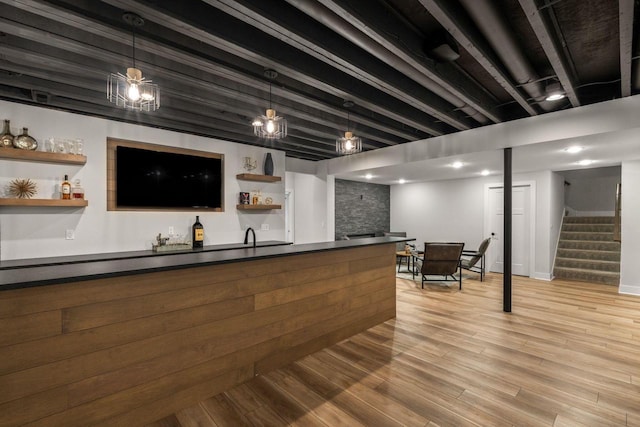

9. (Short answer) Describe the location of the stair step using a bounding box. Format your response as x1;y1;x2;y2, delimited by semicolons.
556;248;620;262
562;224;614;233
553;267;620;285
563;216;614;224
557;240;621;251
560;232;614;241
555;257;620;272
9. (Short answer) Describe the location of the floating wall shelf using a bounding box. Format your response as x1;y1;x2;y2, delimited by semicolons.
0;149;87;165
236;204;281;210
0;198;89;207
236;173;281;183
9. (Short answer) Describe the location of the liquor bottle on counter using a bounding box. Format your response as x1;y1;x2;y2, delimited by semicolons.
61;174;71;200
192;215;204;249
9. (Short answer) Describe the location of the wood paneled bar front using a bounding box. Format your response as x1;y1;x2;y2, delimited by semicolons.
0;237;406;426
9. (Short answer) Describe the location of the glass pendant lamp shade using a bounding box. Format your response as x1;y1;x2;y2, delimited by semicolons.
336;131;362;155
107;12;160;112
336;103;362;155
252;107;287;139
252;69;287;139
107;67;160;111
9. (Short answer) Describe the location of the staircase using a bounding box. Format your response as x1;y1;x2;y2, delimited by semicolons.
554;216;620;285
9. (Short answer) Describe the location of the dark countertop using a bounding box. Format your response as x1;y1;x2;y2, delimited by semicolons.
0;237;414;291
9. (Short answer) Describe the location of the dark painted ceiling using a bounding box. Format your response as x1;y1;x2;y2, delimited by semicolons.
0;0;635;161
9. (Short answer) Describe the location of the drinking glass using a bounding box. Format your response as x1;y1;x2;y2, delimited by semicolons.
74;139;84;155
65;139;76;154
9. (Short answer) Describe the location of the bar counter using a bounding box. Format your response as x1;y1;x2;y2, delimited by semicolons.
0;237;407;426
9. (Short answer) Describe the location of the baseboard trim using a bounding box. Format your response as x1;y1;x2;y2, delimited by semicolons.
533;272;552;281
619;284;640;296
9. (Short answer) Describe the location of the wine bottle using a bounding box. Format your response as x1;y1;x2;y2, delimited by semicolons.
61;174;71;200
192;215;204;248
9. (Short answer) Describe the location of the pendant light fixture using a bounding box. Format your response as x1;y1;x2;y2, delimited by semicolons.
107;12;160;112
252;69;287;139
336;101;362;155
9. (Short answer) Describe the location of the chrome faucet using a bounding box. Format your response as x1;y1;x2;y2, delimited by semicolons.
243;227;256;249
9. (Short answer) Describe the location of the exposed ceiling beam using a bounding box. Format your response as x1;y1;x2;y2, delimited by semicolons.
3;0;427;143
100;0;449;137
417;0;538;116
202;0;475;131
619;0;635;97
518;0;580;107
291;0;503;125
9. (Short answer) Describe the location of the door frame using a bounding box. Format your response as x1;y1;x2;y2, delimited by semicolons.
285;190;294;243
483;181;536;278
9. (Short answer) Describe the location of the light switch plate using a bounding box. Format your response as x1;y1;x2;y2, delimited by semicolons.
261;223;269;231
65;229;75;240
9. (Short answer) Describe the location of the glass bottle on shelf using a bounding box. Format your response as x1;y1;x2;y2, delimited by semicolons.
0;119;14;148
192;215;204;249
13;127;38;150
72;179;85;200
61;174;71;200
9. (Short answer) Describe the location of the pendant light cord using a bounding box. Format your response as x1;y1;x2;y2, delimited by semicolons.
132;28;136;69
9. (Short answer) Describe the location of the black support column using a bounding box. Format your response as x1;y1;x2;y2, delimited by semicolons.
503;148;512;312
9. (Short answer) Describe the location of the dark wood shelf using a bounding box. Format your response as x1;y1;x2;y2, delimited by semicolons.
236;204;281;210
0;198;88;207
0;149;87;165
236;173;281;182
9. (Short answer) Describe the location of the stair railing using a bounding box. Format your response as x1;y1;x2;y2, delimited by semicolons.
614;183;621;242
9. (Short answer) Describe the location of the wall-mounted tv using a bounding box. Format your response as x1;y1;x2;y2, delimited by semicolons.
107;139;224;211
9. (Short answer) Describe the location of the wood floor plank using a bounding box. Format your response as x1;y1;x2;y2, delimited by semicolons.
150;273;640;427
175;404;216;427
199;395;251;427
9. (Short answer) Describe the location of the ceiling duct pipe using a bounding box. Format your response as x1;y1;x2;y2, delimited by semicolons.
458;0;553;111
285;0;490;124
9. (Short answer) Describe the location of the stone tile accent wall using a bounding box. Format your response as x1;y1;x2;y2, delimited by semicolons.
335;179;390;240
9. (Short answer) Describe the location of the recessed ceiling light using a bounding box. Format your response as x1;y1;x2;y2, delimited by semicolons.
480;170;490;176
564;146;583;154
398;179;406;184
365;173;372;179
576;159;594;166
451;161;464;169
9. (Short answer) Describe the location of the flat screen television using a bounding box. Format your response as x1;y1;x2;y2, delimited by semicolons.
107;139;224;211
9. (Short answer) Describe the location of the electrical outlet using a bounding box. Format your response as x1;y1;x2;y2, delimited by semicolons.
261;223;269;231
168;226;174;236
65;229;75;240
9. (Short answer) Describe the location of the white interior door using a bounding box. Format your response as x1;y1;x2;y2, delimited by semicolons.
487;185;531;276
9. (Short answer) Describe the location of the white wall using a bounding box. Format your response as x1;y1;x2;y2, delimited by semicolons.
0;101;286;260
390;170;557;279
285;171;329;244
620;160;640;295
561;166;620;215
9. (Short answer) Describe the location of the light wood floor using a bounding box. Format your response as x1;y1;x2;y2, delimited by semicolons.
148;273;640;426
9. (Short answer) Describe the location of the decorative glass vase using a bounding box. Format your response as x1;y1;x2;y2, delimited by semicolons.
0;119;14;148
264;153;274;176
13;127;38;150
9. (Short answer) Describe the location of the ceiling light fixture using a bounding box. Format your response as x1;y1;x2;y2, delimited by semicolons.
398;179;406;184
252;69;287;139
451;161;464;169
107;12;159;112
545;82;565;101
336;101;362;155
564;146;583;154
365;173;373;180
481;170;490;176
576;159;594;166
